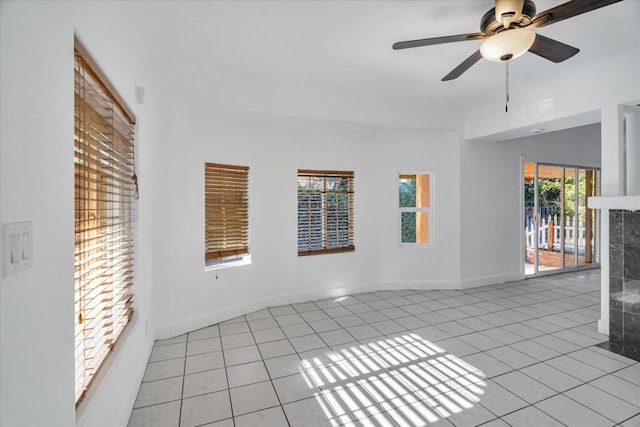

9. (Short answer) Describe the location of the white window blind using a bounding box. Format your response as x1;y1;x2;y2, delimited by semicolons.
205;163;250;265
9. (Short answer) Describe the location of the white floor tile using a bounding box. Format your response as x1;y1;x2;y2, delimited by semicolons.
133;377;183;408
230;380;280;416
476;380;528;417
258;339;297;359
346;325;385;340
248;317;279;331
543;355;606;382
486;346;537;370
320;329;356;346
535;394;612;427
265;354;304;379
253;327;287;344
148;342;186;362
565;383;640;423
200;419;234;427
282;322;316;338
290;334;327;352
521;363;582;392
180;390;232;427
481;327;523;345
220;333;254;350
227;360;270;388
622;413;640;427
143;358;184;382
434;337;479;358
188;326;220;341
127;401;180;427
219;321;250;336
273;372;321;404
459;353;509;379
309;319;342;333
154;334;187;346
591;374;640;407
283;396;340;427
223;344;262;366
187;337;222;355
568;348;633;373
183;368;228;398
613;363;640;384
508;340;561;362
185;351;224;375
502;405;564;427
234;406;289;427
435;321;474;337
458;332;501;352
492;371;555;404
301;310;331;322
275;313;305;326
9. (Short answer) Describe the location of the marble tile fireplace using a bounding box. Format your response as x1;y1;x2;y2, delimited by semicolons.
605;209;640;361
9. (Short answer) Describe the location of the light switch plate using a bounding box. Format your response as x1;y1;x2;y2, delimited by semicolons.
3;221;33;278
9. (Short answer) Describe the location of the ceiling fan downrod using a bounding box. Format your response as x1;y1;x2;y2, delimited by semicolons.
505;61;510;113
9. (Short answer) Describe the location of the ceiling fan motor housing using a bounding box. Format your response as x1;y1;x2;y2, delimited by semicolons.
481;0;537;34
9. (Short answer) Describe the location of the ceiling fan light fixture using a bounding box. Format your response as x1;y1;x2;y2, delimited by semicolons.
480;28;536;62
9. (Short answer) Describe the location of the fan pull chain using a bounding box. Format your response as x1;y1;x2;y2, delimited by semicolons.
505;61;510;113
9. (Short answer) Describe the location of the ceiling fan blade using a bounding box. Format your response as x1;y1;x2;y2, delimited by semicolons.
393;33;485;50
532;0;623;28
442;50;483;81
528;34;579;63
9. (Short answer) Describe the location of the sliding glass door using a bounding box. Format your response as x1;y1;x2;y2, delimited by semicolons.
524;162;599;276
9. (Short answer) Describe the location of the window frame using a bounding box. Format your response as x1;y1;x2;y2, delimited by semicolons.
398;171;434;247
74;38;137;406
204;162;251;271
297;169;355;256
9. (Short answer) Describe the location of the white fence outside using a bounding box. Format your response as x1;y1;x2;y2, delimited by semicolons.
525;214;586;252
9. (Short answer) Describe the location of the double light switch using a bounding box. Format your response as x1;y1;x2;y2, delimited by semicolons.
3;221;33;278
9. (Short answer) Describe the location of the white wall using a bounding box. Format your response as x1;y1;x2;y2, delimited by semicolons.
377;131;462;289
460;124;601;284
155;105;384;337
0;2;162;426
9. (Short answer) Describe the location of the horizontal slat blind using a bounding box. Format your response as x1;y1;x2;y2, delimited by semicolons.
297;170;354;256
205;163;250;264
75;42;136;405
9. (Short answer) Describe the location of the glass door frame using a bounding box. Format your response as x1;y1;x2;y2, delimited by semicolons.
523;160;601;277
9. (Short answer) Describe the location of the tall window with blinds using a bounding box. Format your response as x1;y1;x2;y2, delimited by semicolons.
297;170;355;256
204;163;250;267
74;41;136;405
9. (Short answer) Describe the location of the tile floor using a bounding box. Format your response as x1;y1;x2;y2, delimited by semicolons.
128;270;640;427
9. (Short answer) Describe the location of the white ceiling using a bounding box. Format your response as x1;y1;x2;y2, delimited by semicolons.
135;0;640;130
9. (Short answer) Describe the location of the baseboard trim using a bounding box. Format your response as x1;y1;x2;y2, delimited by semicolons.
598;317;609;336
379;279;461;291
460;272;523;289
155;283;379;339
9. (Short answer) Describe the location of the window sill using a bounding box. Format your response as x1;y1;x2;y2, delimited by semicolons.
400;243;435;248
298;246;355;257
205;255;251;271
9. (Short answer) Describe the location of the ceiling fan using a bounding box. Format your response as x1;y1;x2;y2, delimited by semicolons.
393;0;623;81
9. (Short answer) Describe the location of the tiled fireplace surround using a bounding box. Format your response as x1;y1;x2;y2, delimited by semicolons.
608;210;640;360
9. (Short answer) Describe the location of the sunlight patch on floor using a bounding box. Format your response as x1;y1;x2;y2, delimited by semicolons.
299;333;486;426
